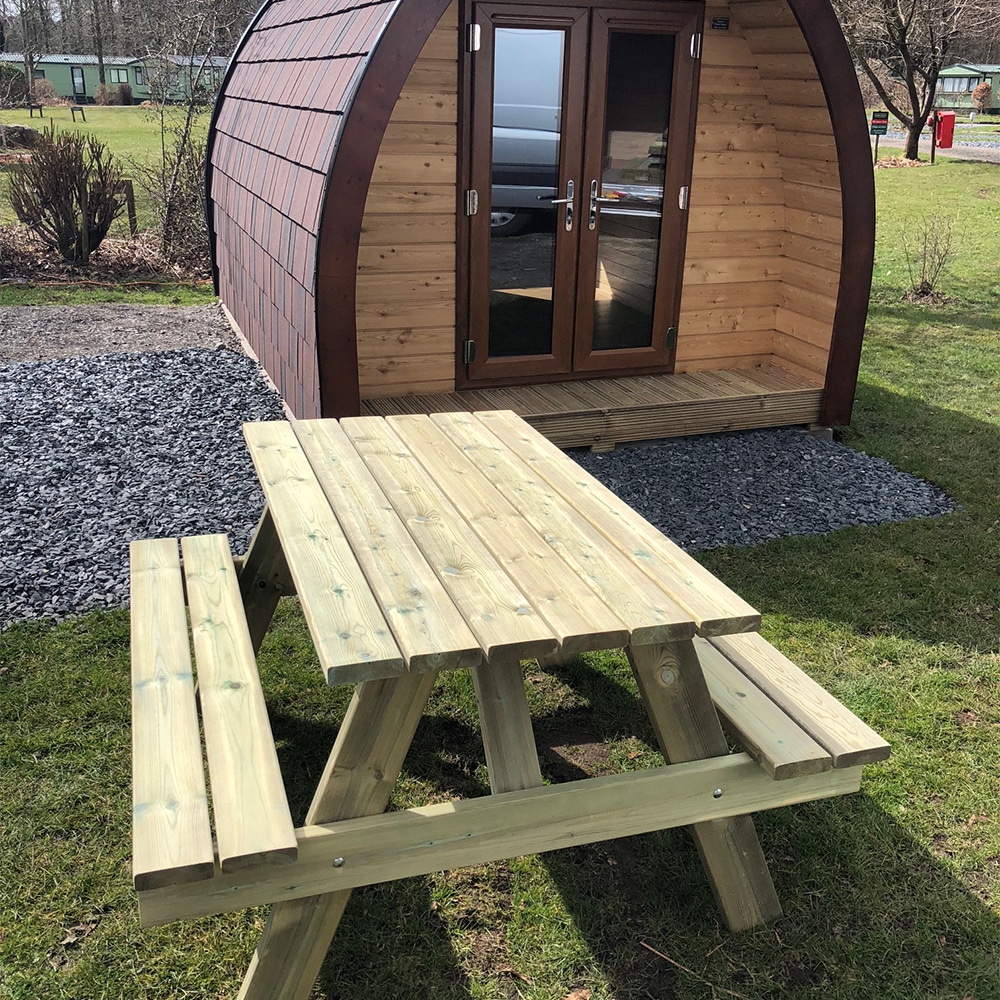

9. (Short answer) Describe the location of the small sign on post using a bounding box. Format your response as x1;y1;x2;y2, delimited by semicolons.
870;110;889;162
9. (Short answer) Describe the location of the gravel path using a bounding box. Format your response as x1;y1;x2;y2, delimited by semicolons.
0;304;958;630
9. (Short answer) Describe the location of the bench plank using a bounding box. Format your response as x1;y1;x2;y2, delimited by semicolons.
130;538;215;891
389;414;633;654
181;534;298;873
244;421;404;683
695;637;832;779
475;410;761;636
292;419;482;673
427;411;697;645
709;633;891;768
339;416;558;661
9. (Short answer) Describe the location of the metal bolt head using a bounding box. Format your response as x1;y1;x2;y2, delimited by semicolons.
712;788;723;799
659;666;677;686
332;857;345;867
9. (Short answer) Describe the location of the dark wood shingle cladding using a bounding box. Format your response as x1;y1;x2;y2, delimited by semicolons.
208;0;396;416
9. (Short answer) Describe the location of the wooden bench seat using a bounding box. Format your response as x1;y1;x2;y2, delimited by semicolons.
697;633;890;781
130;535;297;893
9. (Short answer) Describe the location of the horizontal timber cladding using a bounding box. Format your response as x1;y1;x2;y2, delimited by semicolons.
355;1;458;400
678;2;785;374
208;0;401;418
730;0;844;384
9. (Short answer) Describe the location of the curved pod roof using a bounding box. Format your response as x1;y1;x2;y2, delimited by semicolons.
209;0;873;425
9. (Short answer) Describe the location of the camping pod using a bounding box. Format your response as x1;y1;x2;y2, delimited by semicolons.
207;0;874;448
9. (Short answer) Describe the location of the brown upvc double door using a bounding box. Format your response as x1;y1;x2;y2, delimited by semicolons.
462;0;703;386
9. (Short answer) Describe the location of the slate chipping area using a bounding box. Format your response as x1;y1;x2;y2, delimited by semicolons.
0;348;286;628
0;347;958;629
572;429;958;552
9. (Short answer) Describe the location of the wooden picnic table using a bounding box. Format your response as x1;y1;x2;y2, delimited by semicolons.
130;410;888;1000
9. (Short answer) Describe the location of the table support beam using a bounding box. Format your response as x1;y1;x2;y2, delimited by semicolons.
628;640;782;931
237;506;294;654
237;671;437;1000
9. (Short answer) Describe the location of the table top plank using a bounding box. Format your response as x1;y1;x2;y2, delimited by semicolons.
130;538;215;891
244;421;404;683
387;414;631;654
293;419;482;673
339;416;558;661
181;533;298;873
475;410;761;636
426;411;697;644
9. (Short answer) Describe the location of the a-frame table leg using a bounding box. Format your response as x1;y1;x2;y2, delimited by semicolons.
237;505;293;655
628;640;782;931
237;670;438;1000
472;650;544;793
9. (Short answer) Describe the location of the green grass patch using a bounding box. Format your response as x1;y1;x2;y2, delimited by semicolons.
2;156;1000;998
0;105;209;230
0;281;215;306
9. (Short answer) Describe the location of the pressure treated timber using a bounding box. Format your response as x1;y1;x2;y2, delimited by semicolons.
138;753;863;926
709;633;892;768
130;538;215;892
361;364;823;449
695;637;831;779
413;411;697;645
180;534;298;874
338;416;558;662
243;422;406;683
471;409;761;637
289;419;483;674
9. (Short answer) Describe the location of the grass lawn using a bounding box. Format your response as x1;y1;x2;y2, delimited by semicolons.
0;104;210;234
1;165;999;998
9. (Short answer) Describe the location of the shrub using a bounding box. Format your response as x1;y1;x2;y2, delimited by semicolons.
29;79;60;105
901;215;954;300
9;132;124;263
0;64;28;106
94;83;112;105
971;82;992;114
118;82;133;105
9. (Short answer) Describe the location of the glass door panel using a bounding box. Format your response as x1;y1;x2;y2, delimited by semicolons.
488;27;563;358
591;31;673;352
466;4;588;383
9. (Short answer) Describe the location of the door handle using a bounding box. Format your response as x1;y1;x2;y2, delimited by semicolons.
540;180;574;230
589;180;598;229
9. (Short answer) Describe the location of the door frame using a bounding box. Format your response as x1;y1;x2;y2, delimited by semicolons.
456;0;705;391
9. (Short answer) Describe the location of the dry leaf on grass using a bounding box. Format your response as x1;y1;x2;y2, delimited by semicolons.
560;989;591;1000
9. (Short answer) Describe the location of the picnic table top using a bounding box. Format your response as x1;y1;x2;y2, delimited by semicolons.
243;410;761;685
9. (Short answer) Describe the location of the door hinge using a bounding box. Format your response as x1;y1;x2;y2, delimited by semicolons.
464;189;479;216
678;185;690;211
690;32;702;59
466;23;481;51
666;327;678;350
463;339;477;364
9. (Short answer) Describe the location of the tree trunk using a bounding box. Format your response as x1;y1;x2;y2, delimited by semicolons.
905;123;922;160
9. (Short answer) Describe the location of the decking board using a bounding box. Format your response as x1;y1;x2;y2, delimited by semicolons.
361;365;823;448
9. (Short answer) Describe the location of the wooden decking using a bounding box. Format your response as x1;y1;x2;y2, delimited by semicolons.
361;364;824;450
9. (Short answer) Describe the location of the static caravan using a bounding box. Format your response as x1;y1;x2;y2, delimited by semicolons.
0;53;134;102
207;0;875;448
936;63;1000;114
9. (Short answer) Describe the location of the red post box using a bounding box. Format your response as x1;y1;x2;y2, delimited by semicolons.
935;110;955;149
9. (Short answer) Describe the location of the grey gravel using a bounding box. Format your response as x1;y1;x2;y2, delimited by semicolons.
0;336;959;630
0;348;285;628
572;429;958;552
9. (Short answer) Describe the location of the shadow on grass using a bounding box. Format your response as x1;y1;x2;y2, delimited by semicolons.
261;648;999;1000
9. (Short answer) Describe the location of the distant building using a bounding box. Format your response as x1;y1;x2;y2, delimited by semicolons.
936;64;1000;113
0;53;134;102
0;52;226;103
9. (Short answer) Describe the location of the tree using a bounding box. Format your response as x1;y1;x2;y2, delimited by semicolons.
831;0;999;159
971;81;992;113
